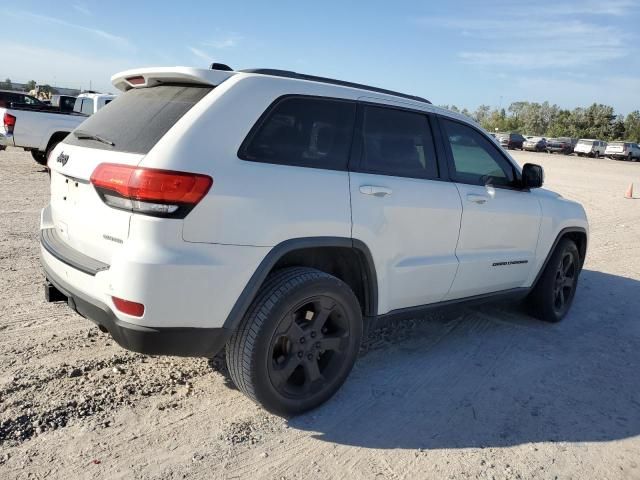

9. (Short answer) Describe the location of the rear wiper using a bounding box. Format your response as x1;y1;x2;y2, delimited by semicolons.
73;130;115;147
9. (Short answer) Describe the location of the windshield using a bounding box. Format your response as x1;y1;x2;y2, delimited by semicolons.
64;85;213;154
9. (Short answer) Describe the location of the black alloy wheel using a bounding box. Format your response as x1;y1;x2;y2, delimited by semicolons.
267;296;351;399
226;267;362;415
527;238;581;323
552;251;577;317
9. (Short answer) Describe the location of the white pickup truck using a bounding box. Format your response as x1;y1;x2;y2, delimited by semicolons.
0;93;115;164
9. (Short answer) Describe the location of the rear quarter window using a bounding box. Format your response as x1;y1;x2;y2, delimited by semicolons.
240;96;356;171
65;85;212;154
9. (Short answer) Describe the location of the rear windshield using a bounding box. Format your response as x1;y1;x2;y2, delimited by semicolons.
578;140;594;145
608;142;627;147
65;84;212;154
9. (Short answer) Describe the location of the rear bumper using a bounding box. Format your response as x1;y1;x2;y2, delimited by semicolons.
40;203;270;330
606;153;629;159
42;259;230;357
0;133;7;149
547;146;570;153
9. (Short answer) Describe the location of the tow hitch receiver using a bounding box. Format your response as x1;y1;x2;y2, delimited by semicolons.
44;280;67;303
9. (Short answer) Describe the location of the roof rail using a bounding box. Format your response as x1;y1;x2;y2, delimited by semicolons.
240;68;431;105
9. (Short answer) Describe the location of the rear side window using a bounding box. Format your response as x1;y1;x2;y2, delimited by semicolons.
240;96;356;170
80;98;93;115
357;105;437;179
65;85;212;154
441;118;516;187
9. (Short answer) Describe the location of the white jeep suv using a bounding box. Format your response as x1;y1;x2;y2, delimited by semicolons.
40;65;588;414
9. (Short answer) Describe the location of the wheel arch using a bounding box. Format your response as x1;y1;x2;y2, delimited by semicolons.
533;227;587;287
223;237;378;331
45;131;71;155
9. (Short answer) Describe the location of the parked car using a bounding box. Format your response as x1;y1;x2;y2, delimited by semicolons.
51;95;78;113
73;93;116;116
574;139;607;158
0;90;45;108
41;65;588;415
605;141;640;161
496;132;526;150
546;137;576;154
0;92;115;164
523;137;547;152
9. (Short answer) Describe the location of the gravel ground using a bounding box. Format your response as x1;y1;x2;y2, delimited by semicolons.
0;147;639;479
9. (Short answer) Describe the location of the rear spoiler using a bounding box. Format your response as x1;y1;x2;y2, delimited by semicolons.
111;67;237;92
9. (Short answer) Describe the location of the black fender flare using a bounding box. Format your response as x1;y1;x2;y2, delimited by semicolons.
222;237;378;330
532;226;587;287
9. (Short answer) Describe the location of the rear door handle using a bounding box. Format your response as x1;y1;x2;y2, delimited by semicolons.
360;185;392;197
466;194;489;204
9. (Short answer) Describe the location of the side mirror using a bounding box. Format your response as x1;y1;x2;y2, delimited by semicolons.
522;163;544;189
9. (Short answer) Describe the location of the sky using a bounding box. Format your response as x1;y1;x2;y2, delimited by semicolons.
1;0;639;114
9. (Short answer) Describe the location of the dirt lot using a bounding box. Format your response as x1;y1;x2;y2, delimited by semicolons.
0;147;639;479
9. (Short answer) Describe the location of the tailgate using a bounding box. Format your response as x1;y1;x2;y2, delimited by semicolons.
46;83;214;265
48;143;143;264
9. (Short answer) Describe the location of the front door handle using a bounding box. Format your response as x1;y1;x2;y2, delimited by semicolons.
466;193;489;204
360;185;392;197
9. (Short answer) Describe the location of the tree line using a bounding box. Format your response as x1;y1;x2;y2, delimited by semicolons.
439;102;640;143
0;78;59;95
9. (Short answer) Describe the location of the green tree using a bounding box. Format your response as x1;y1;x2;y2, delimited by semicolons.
611;116;626;140
25;80;37;91
624;111;640;143
0;78;12;90
38;84;59;95
547;109;573;138
473;105;491;125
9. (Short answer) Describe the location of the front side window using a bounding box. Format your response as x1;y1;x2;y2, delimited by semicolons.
441;118;516;187
358;105;437;179
241;97;356;170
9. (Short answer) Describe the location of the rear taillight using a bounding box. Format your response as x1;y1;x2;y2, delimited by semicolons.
112;296;145;317
90;163;213;218
3;112;16;134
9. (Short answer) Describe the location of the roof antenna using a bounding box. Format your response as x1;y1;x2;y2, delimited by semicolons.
210;63;233;71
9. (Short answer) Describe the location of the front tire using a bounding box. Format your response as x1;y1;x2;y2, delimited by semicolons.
226;267;363;415
527;239;580;323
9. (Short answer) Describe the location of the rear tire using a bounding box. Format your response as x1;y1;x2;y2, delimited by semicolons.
527;238;580;323
226;267;363;415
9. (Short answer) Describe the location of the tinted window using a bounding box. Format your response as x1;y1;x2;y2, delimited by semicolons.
441;118;515;187
65;85;212;154
80;98;93;115
358;105;437;179
242;97;356;170
60;97;76;111
0;92;41;106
